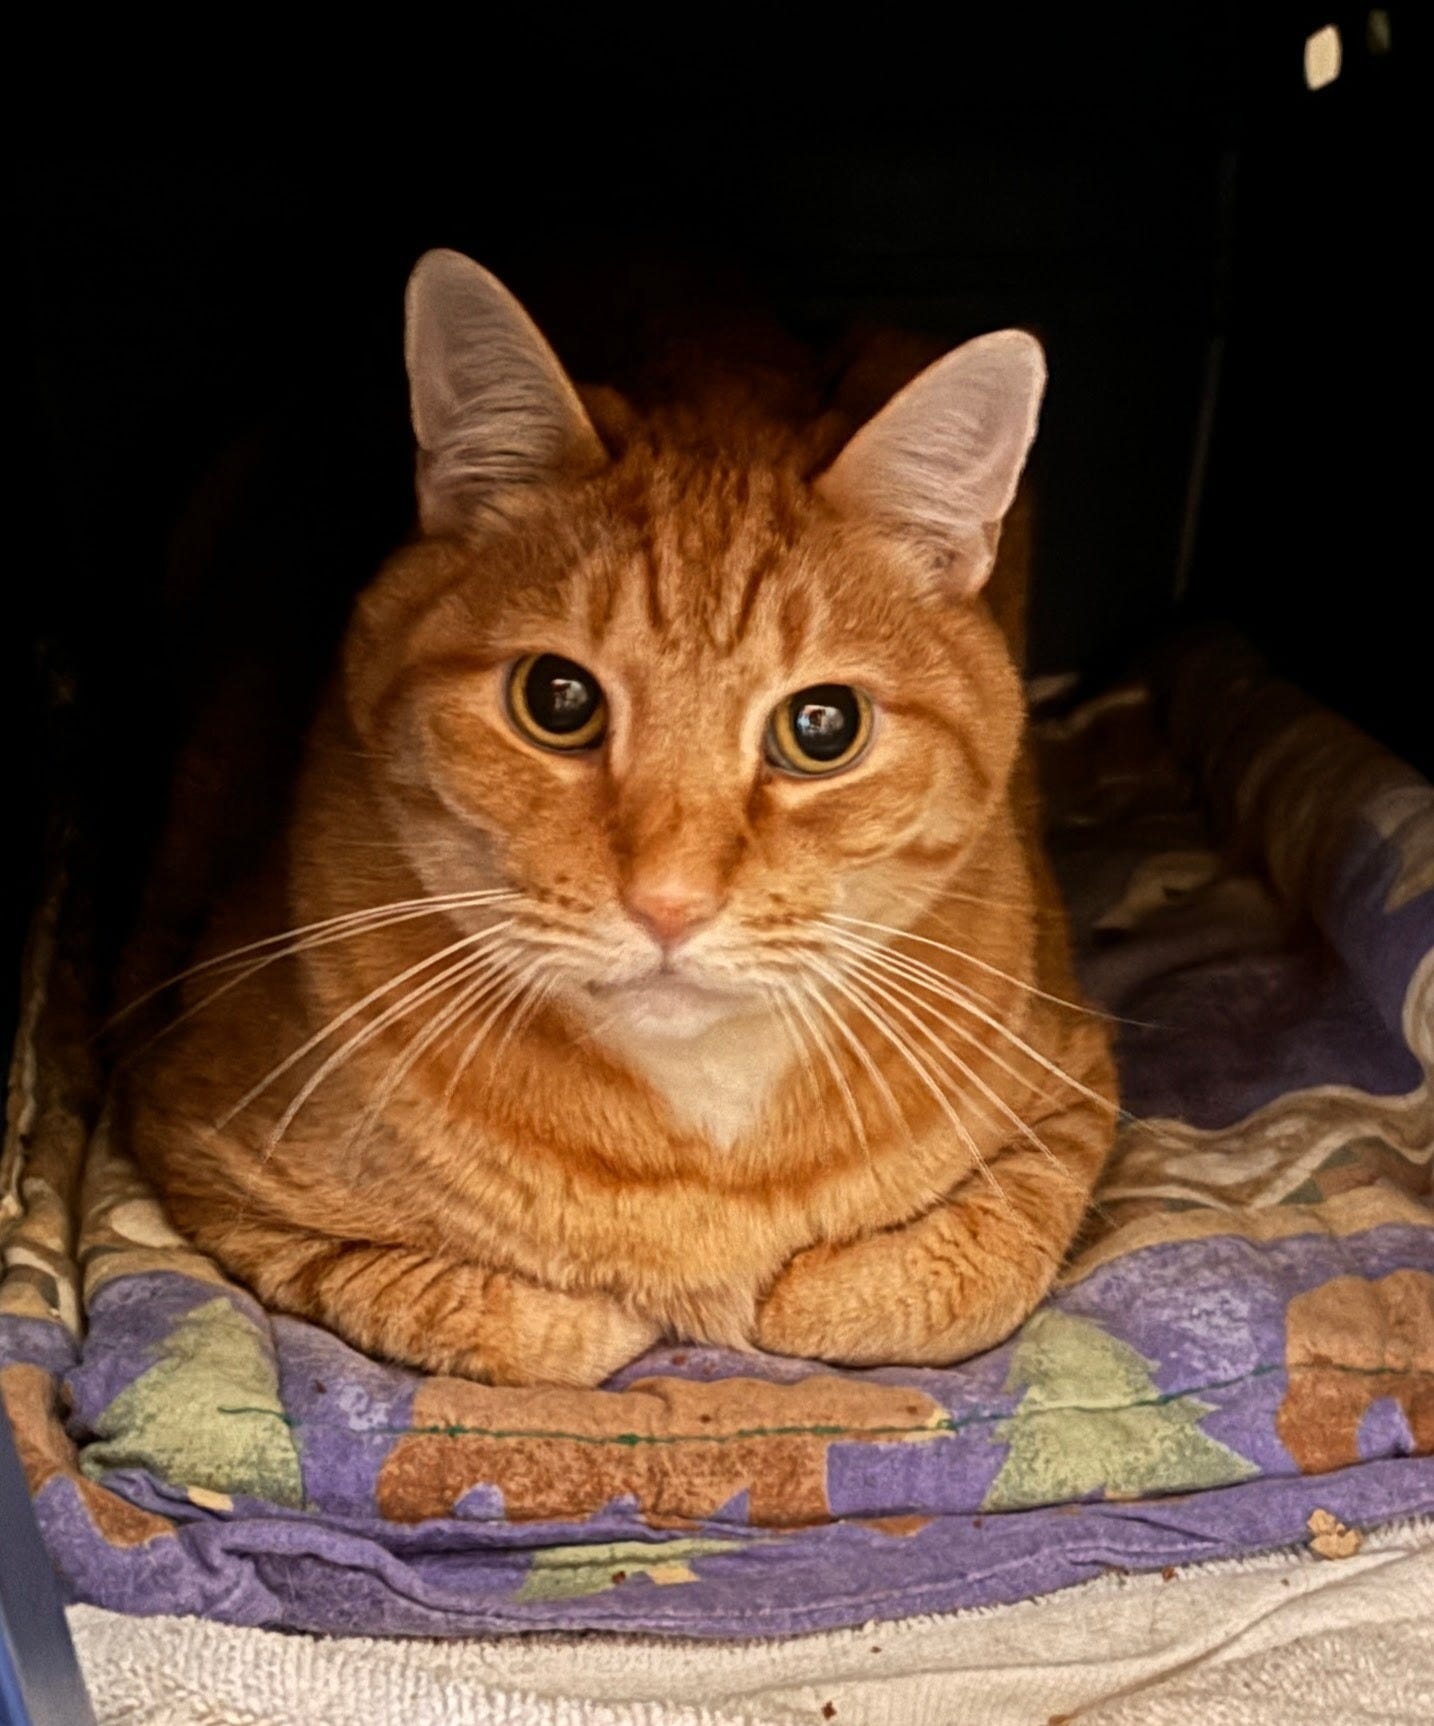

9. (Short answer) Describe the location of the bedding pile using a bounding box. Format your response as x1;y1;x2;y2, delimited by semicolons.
63;1521;1434;1725
2;634;1431;1637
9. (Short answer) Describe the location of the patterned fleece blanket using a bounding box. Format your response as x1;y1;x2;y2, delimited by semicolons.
2;634;1431;1638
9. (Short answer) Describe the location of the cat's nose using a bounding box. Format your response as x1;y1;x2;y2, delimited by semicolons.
623;875;721;950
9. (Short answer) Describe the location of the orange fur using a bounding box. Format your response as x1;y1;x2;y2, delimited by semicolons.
122;255;1116;1387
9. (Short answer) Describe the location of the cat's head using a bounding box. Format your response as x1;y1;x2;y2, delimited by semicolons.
342;250;1043;1046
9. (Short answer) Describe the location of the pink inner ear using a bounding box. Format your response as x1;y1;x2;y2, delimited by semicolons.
405;250;608;535
815;330;1046;595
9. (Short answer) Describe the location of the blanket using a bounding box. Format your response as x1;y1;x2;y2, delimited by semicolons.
64;1519;1434;1725
3;632;1431;1637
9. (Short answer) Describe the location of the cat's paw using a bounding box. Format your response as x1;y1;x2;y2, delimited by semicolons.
754;1241;891;1364
666;1283;760;1353
481;1283;660;1388
755;1226;1030;1367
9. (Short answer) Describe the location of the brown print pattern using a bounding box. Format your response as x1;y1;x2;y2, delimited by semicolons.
376;1373;951;1527
1;1363;174;1548
1276;1270;1434;1474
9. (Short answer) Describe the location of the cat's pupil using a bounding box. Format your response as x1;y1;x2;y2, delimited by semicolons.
528;655;599;733
790;686;859;760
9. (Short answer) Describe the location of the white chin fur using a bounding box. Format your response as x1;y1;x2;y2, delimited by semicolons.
588;984;794;1148
599;976;742;1040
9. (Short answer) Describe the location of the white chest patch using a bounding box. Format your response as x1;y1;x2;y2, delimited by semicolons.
601;1009;796;1149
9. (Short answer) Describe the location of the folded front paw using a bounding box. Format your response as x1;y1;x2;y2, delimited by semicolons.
756;1226;1036;1368
482;1284;659;1388
755;1241;895;1364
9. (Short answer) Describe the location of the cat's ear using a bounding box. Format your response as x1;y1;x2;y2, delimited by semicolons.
405;249;608;535
815;330;1045;598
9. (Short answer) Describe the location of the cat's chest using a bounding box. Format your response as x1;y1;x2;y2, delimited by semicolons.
599;1014;797;1150
384;1003;970;1305
413;1038;957;1309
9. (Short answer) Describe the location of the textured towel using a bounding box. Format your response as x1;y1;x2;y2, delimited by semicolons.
67;1518;1434;1725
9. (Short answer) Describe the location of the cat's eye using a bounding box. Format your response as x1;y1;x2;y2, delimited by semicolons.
507;654;608;752
766;684;873;776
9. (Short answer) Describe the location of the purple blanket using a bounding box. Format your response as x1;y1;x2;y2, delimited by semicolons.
2;638;1431;1636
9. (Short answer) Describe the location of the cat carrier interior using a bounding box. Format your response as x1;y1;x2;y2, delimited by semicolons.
6;9;1429;1723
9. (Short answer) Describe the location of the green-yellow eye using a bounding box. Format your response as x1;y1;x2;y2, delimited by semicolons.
507;654;607;751
766;684;873;776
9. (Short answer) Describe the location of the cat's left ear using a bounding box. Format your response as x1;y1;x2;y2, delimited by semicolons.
815;331;1046;598
405;249;608;536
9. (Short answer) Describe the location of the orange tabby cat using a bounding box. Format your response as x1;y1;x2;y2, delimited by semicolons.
123;250;1117;1387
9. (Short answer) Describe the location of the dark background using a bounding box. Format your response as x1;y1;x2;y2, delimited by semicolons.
10;4;1420;1044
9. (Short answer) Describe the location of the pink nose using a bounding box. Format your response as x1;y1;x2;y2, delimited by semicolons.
623;877;721;949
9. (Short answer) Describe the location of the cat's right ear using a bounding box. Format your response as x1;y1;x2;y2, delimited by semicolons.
405;250;608;536
815;330;1045;599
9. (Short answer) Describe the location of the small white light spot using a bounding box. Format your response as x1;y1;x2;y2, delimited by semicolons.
1366;9;1392;56
1305;24;1343;91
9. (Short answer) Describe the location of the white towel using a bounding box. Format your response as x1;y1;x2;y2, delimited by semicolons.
69;1518;1434;1726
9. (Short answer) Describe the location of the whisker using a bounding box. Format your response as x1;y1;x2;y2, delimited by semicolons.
824;932;1125;1104
925;882;1056;917
489;959;555;1064
792;970;906;1138
801;957;1027;1232
822;926;1126;1122
856;902;1163;1034
110;889;518;1027
442;958;549;1107
826;930;1180;1157
822;931;1062;1110
342;951;520;1159
762;985;826;1122
221;920;516;1132
121;896;522;1062
779;979;865;1149
565;999;634;1048
257;943;512;1151
823;913;1129;1023
833;948;1103;1206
